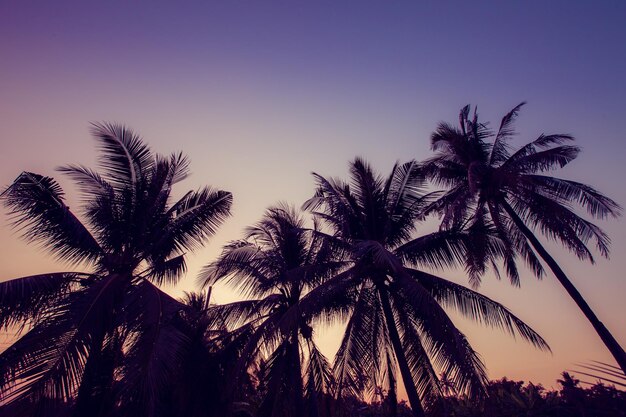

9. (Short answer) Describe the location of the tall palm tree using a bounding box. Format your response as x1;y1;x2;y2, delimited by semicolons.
0;123;232;416
424;103;625;374
201;205;341;417
300;158;550;417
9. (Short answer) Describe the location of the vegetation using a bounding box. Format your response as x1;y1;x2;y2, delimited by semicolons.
424;103;625;373
0;124;232;415
0;108;622;417
430;373;626;417
202;205;342;417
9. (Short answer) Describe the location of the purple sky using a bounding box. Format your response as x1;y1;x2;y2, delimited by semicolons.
1;1;625;395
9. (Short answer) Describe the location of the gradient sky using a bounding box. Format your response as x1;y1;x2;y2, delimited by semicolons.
1;0;625;396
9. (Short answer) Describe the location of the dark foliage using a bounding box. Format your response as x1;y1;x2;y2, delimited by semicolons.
0;124;232;416
431;373;626;417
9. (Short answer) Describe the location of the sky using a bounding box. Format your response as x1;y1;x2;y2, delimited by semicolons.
1;0;625;396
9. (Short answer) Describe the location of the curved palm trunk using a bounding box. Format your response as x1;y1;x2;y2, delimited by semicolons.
502;201;626;375
377;286;425;417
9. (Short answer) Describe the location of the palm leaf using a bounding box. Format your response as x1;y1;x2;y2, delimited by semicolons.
89;122;153;190
392;298;441;405
140;254;187;286
528;175;622;220
163;186;232;252
392;272;489;399
0;272;87;330
406;269;550;351
488;102;525;166
1;172;102;265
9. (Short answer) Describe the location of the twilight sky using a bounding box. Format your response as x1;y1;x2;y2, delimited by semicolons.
1;0;625;394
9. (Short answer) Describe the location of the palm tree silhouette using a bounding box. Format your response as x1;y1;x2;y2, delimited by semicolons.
300;158;549;416
425;103;625;374
201;205;341;417
0;123;232;415
158;288;245;417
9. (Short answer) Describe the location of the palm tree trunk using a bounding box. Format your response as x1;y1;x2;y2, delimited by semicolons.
378;287;425;417
502;201;626;375
289;333;305;417
74;328;108;417
386;353;398;417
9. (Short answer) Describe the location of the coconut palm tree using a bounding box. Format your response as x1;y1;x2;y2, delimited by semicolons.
299;158;550;417
0;123;232;416
201;205;342;417
424;103;625;375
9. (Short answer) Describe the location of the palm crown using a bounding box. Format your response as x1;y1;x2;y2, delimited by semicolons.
300;158;549;416
202;205;341;417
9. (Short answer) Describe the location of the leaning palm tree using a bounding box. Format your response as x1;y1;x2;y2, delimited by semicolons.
300;158;550;417
201;205;341;417
424;103;625;374
0;123;232;416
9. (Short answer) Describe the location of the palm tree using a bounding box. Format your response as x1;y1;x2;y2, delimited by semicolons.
300;158;550;417
201;205;341;417
0;123;232;416
424;103;625;375
156;288;247;417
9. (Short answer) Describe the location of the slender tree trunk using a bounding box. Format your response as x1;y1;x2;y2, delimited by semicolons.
289;333;305;417
502;201;626;375
74;328;107;417
377;287;426;417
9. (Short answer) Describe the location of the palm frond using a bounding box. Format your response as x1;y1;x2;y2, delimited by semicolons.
57;164;114;201
406;269;550;351
287;268;360;328
200;243;273;297
394;229;470;272
304;340;334;397
571;361;626;387
528;175;622;220
392;272;489;399
333;286;378;399
510;192;607;260
89;122;153;190
140;254;187;286
392;298;442;405
1;172;102;265
163;186;232;252
488;102;525;166
206;297;278;330
502;139;577;171
0;272;87;330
